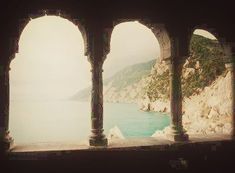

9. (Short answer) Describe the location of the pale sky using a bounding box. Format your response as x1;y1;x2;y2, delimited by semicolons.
10;16;91;100
193;29;217;40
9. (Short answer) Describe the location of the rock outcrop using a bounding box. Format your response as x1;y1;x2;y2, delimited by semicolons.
182;71;232;135
153;71;232;136
108;126;125;140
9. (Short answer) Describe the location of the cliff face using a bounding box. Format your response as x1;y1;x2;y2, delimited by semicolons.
139;60;170;112
150;35;232;135
103;59;158;103
153;71;232;136
140;34;226;112
182;71;232;134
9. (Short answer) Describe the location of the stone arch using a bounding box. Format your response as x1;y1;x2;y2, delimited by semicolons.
6;10;88;68
139;21;172;62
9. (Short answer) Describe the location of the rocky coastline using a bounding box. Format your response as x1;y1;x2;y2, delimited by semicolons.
152;71;232;137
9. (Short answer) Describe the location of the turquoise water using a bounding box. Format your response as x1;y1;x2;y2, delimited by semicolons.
104;102;170;137
9;101;170;144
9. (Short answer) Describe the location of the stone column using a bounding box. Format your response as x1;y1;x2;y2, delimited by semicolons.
166;58;189;141
0;65;13;152
87;23;108;147
232;64;235;139
89;60;107;146
223;44;235;139
225;63;235;139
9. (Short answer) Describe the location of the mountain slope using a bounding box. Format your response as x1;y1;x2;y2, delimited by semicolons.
72;59;156;102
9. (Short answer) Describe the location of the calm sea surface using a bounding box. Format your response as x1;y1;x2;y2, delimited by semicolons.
9;100;170;145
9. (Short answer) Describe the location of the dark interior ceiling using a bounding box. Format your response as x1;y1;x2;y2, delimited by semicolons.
0;0;234;31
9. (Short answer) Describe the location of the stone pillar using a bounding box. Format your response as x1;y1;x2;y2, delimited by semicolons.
87;23;108;147
166;58;189;141
225;63;235;139
0;65;13;152
164;31;190;141
89;61;107;146
223;44;235;139
232;64;235;139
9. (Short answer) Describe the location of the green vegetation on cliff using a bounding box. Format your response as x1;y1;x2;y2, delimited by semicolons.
145;34;225;101
145;70;170;102
104;59;156;91
182;34;225;97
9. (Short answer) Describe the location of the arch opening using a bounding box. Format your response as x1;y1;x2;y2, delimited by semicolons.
181;29;232;136
9;16;91;145
102;21;171;139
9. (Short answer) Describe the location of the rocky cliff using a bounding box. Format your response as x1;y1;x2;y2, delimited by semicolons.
152;71;232;136
140;34;226;113
182;70;232;135
150;34;232;135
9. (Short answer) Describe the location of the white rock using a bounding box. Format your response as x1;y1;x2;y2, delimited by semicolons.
108;126;125;140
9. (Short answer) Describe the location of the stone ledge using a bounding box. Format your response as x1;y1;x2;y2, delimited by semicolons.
8;134;232;154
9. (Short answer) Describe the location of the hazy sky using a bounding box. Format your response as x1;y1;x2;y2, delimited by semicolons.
10;16;90;100
104;21;160;78
193;29;217;40
10;16;216;100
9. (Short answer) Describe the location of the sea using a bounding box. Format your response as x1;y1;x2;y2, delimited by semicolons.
9;100;170;145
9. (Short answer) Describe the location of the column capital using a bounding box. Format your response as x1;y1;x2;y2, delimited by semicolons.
85;22;111;64
223;43;235;72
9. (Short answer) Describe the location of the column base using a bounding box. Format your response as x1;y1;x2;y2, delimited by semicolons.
1;131;14;152
89;137;108;147
3;138;14;151
166;133;189;142
89;129;108;146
